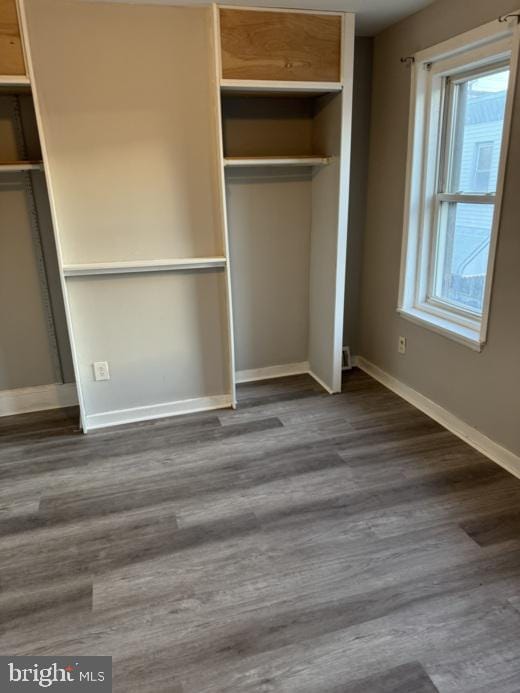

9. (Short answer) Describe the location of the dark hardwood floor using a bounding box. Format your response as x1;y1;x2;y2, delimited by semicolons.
1;369;520;692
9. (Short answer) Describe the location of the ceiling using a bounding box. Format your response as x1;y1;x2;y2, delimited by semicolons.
80;0;437;36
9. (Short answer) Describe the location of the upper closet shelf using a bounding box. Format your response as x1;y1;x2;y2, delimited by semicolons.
0;161;43;172
63;257;227;277
220;79;342;96
224;156;331;168
0;75;30;86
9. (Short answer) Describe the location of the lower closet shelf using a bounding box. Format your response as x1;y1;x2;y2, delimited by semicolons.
224;156;331;168
0;161;44;172
63;257;227;277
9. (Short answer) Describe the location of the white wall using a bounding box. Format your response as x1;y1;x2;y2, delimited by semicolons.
67;271;230;419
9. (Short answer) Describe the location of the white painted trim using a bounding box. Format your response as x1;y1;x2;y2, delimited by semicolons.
0;161;43;172
0;74;30;86
398;307;482;351
224;156;330;168
17;0;89;432
220;79;342;95
0;383;78;417
212;3;237;409
330;12;355;394
62;257;227;277
481;22;520;339
85;394;232;431
356;356;520;481
236;362;310;384
308;369;335;395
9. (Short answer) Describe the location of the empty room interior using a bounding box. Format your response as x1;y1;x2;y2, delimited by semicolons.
2;0;520;690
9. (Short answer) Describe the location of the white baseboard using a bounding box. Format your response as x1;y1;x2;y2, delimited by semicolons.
85;394;233;432
308;369;335;394
0;382;78;417
355;356;520;481
236;362;310;384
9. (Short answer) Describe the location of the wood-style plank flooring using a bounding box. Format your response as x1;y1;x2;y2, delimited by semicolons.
1;369;520;692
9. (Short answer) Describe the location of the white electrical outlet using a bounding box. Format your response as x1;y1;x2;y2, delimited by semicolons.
398;336;407;354
93;361;110;381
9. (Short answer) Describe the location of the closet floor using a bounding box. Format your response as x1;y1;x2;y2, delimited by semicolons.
1;370;520;692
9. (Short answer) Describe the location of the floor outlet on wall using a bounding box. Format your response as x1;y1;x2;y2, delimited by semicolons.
93;361;110;381
398;336;407;354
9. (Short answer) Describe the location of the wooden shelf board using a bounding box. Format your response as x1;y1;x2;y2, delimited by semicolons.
0;161;43;172
224;156;331;168
220;79;342;96
63;257;228;277
0;75;30;87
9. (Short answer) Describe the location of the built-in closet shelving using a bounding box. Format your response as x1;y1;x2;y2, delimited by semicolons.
17;0;238;431
215;5;354;394
10;0;354;431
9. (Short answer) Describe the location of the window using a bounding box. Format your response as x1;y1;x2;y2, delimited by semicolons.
399;18;519;349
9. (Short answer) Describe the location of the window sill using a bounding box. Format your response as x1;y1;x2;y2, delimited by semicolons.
397;306;484;351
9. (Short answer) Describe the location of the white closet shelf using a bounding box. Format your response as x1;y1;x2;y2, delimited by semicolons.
0;161;44;172
220;79;342;96
224;156;331;168
63;257;227;277
0;75;30;86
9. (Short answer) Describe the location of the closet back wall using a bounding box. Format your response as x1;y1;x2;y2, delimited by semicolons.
227;167;312;373
0;93;73;391
22;0;231;428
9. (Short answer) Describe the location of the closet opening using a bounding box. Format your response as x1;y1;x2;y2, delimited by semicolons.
220;89;347;392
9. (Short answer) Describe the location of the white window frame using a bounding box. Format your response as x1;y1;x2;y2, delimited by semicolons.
398;14;520;350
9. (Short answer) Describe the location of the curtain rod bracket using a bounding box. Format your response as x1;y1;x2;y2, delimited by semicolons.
400;56;415;67
499;13;520;23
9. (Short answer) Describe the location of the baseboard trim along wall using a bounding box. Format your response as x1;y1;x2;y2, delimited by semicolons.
355;356;520;481
236;362;310;384
235;362;336;395
0;383;78;417
308;370;335;395
84;394;233;431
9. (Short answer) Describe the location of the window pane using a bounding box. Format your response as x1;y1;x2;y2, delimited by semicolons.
433;202;494;312
448;68;509;194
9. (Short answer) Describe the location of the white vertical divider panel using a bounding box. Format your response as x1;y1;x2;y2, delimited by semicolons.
20;0;233;430
17;0;85;429
308;13;355;393
211;3;237;408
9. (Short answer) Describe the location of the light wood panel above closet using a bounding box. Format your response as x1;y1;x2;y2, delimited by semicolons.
0;0;25;75
219;8;342;83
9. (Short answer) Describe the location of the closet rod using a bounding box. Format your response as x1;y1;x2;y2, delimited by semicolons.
63;257;228;277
